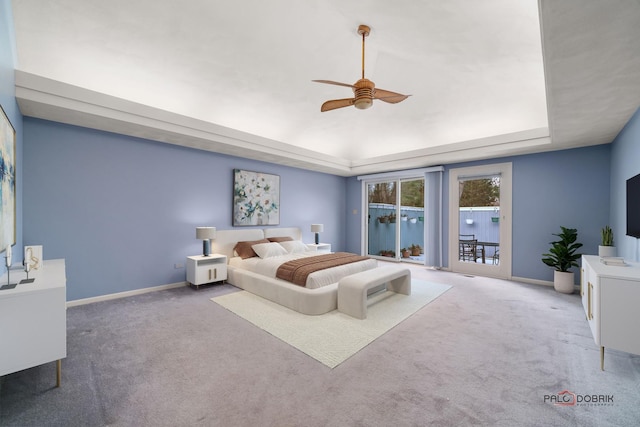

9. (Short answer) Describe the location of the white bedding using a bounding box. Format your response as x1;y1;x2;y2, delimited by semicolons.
229;252;378;289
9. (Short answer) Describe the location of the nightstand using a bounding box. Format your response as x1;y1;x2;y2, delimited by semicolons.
186;254;227;288
306;243;331;253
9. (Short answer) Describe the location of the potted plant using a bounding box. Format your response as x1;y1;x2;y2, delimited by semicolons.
410;244;421;256
388;213;397;223
598;225;616;257
378;215;388;224
401;248;410;258
542;226;583;294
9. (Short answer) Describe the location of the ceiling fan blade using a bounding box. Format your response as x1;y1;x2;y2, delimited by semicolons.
320;98;355;112
312;80;356;89
374;88;411;104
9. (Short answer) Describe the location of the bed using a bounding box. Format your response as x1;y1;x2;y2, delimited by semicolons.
214;227;378;315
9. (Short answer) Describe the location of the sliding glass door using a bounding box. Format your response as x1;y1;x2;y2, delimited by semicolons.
366;178;424;264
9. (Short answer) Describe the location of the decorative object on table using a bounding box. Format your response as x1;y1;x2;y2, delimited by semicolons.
233;169;280;226
24;245;43;278
1;244;17;289
20;261;35;284
196;227;216;257
598;225;616;258
541;226;583;294
0;105;16;250
311;224;324;244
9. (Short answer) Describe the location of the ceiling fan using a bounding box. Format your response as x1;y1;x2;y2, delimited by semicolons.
313;24;410;112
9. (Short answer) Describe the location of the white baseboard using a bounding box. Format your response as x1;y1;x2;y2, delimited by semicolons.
511;276;554;287
66;281;188;307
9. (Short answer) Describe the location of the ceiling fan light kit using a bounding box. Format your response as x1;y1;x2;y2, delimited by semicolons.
354;97;373;110
313;24;410;112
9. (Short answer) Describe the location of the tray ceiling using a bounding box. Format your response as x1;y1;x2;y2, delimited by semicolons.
11;0;640;176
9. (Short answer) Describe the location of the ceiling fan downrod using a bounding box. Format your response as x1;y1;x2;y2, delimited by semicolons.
357;24;370;80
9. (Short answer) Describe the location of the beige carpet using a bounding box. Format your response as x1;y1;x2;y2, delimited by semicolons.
211;280;451;368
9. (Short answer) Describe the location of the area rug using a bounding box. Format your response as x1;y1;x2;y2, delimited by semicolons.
211;280;451;368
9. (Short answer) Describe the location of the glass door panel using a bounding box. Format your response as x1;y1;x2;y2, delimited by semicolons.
399;179;424;264
366;178;425;263
448;163;512;279
458;177;500;264
367;181;398;259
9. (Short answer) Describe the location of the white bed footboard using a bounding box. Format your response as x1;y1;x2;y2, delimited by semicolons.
228;265;338;315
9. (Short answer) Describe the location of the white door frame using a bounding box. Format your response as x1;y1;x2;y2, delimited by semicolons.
448;163;512;279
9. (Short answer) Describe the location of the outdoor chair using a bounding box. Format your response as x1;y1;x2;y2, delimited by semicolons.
459;234;479;262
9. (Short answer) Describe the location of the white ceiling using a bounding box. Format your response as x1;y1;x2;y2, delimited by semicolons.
10;0;640;176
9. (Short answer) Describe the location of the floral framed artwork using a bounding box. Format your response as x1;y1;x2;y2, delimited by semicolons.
0;105;16;249
233;169;280;226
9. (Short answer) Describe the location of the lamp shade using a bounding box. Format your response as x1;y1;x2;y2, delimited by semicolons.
196;227;216;240
310;224;324;233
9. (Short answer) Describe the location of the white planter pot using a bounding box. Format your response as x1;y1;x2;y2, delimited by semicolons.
598;245;617;257
554;270;575;294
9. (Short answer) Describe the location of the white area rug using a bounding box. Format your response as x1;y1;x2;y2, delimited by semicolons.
211;280;451;368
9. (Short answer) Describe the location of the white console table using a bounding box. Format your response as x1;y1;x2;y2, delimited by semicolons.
0;259;67;386
580;255;640;370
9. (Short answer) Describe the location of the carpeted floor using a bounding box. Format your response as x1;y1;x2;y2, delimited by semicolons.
1;263;639;426
211;280;451;368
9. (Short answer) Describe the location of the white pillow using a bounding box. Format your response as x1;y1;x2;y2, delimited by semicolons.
279;240;309;254
251;242;288;258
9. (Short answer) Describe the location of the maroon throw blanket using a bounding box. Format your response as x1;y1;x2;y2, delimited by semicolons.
276;252;370;287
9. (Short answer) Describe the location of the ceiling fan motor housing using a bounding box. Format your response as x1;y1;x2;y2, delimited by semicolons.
353;78;374;109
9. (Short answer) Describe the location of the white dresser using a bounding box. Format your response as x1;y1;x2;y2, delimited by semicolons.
0;259;67;386
580;255;640;370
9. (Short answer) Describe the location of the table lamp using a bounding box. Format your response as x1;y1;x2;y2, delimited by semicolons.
311;224;323;245
196;227;216;256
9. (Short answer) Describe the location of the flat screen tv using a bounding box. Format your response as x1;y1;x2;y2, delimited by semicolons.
627;172;640;238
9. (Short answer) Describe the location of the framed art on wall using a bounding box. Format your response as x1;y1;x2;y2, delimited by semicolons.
233;169;280;226
0;105;16;249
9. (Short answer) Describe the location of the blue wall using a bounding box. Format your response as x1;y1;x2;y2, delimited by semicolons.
0;0;23;274
23;118;347;300
611;107;640;262
347;144;612;283
508;145;610;281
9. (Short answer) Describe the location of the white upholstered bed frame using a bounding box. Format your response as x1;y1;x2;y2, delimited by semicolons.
214;227;365;315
